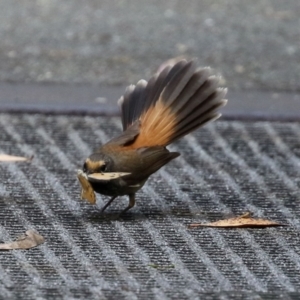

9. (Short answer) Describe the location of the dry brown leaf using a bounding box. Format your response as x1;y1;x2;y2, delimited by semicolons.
188;212;284;228
0;154;33;162
88;172;131;181
0;230;45;250
77;170;96;204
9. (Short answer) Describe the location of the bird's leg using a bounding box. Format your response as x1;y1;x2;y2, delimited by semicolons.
119;193;136;215
101;196;117;213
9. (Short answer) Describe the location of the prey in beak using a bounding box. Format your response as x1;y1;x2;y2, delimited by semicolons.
77;168;131;205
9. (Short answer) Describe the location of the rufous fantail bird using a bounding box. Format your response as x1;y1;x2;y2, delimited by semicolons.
80;59;227;214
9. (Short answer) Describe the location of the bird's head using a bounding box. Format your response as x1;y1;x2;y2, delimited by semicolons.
82;152;113;175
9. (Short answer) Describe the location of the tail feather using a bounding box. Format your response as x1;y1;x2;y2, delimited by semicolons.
118;58;227;149
127;80;147;129
158;97;227;144
170;102;227;142
119;60;188;131
170;67;211;113
176;87;227;127
119;85;135;129
164;75;223;126
140;61;197;134
161;60;196;105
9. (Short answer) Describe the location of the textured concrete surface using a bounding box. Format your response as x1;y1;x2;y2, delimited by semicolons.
0;0;299;91
1;114;300;299
1;2;300;299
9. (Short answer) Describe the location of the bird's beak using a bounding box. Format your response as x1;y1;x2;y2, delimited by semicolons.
84;169;91;176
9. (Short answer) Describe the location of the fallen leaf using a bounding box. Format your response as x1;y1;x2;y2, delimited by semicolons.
188;212;284;228
88;172;131;181
0;230;45;250
77;170;96;204
0;154;33;162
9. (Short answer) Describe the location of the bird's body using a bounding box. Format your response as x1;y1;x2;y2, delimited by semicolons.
82;59;227;214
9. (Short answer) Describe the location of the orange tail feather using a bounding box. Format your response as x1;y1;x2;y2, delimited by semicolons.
118;59;227;148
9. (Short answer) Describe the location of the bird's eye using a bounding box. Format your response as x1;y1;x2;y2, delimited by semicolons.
100;164;106;172
83;162;87;173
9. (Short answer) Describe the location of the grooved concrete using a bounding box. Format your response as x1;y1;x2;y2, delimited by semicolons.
1;114;300;299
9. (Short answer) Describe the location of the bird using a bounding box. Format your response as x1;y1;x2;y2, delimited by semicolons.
81;59;227;214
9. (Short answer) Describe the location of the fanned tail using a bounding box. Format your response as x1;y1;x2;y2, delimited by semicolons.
118;59;227;148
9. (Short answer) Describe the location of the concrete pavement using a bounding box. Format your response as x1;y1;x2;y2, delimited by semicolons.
0;0;299;91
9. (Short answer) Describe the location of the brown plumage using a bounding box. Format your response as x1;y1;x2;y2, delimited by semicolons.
81;58;227;214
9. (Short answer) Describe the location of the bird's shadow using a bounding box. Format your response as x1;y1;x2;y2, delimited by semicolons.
85;211;145;222
84;206;205;223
